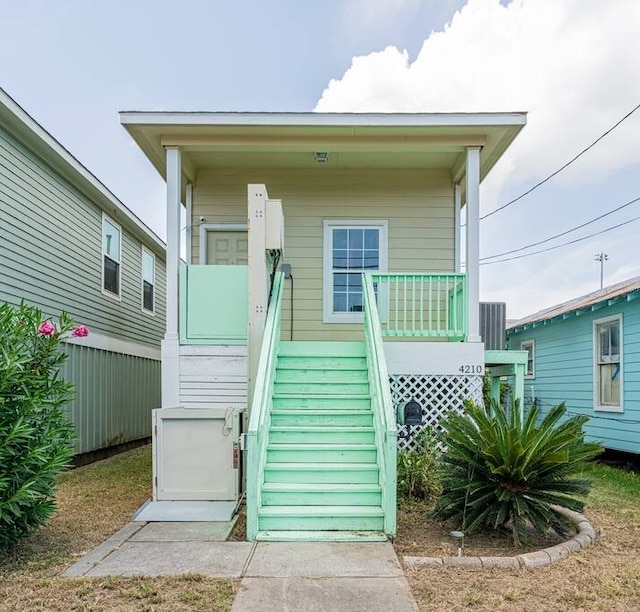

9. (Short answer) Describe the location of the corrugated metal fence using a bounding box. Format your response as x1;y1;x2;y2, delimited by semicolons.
61;344;160;454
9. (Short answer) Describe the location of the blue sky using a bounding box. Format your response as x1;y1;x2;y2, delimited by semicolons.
2;0;639;318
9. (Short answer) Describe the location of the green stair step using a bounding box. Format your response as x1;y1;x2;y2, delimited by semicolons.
262;482;382;506
269;426;376;444
258;505;384;531
271;409;374;427
255;530;387;542
274;382;370;395
273;395;371;409
264;462;379;484
276;355;367;370
275;369;368;384
278;341;365;357
267;443;377;463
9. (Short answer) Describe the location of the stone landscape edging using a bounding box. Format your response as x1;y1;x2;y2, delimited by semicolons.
403;505;596;570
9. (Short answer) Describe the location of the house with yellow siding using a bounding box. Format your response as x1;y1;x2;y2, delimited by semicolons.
121;111;526;540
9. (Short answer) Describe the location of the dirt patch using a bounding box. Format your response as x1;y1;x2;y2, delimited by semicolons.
393;502;567;558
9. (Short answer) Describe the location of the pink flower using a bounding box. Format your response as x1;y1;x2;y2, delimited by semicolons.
37;321;56;336
71;325;90;338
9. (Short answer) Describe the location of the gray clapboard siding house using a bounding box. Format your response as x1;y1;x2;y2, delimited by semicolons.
0;88;166;455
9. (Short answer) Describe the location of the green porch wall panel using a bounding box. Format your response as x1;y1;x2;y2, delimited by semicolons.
61;344;160;454
180;264;248;343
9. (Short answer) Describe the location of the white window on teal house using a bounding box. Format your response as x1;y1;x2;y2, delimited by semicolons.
521;339;535;378
142;248;155;314
594;314;623;412
102;215;121;298
323;220;388;323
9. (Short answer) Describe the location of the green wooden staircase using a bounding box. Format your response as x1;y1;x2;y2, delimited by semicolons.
255;340;386;540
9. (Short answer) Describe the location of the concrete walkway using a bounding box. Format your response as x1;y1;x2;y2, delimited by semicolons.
64;522;418;611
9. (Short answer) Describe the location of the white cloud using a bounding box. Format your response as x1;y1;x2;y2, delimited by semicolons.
316;0;640;318
317;0;640;186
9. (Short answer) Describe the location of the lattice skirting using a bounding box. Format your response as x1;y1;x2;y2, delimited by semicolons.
390;374;484;451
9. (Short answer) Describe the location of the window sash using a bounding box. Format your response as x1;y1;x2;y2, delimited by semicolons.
594;315;622;410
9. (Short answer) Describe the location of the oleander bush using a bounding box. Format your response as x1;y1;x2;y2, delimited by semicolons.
0;302;87;550
432;398;602;545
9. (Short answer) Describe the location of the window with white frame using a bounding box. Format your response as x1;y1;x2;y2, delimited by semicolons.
521;340;535;378
594;314;622;411
102;216;121;298
323;220;388;323
142;248;155;313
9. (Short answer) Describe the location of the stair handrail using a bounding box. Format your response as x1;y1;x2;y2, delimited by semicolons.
363;272;397;536
246;271;285;540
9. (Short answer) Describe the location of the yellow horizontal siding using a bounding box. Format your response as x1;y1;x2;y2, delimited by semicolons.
192;168;454;341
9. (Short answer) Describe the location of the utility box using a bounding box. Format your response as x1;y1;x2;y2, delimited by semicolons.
265;199;284;250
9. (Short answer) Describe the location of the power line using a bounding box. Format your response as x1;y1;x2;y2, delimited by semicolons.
480;101;640;221
480;214;640;265
481;195;640;261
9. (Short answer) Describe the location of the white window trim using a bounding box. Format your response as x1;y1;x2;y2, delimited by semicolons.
593;313;623;413
322;219;388;324
141;246;156;315
102;213;122;301
521;339;535;379
198;222;248;265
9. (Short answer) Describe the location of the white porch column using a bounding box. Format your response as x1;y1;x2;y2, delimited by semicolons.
247;184;268;409
185;182;193;265
454;183;462;273
161;146;182;407
465;147;481;343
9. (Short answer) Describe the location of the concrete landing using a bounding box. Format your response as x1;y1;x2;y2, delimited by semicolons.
63;523;418;611
133;500;236;521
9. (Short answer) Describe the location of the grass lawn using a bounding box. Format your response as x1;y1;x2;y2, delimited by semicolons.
403;463;640;611
0;445;236;611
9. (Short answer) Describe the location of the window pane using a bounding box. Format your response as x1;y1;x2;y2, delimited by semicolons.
364;230;378;250
348;293;363;312
599;363;621;406
104;256;119;295
104;220;120;261
143;281;154;312
334;273;348;290
348;249;363;268
143;251;154;283
333;249;348;269
610;321;620;359
333;293;347;312
363;249;379;269
348;229;363;249
333;229;347;249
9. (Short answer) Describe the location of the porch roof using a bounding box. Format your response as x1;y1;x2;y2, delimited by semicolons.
120;111;526;193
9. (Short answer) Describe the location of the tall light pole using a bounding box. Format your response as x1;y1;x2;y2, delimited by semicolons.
595;252;609;289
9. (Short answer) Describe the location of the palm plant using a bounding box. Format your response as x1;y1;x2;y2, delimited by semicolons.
432;399;602;546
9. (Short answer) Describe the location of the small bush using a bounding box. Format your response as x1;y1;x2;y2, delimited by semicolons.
0;302;84;550
397;428;442;504
432;399;602;546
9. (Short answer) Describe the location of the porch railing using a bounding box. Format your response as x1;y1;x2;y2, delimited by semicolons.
246;272;284;540
363;274;397;536
368;272;467;340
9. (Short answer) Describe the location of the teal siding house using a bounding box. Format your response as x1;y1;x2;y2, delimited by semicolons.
506;277;640;455
0;88;166;456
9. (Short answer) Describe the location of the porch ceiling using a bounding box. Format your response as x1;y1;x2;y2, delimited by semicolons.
120;112;526;190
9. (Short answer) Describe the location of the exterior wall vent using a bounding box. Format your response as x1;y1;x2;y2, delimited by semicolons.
479;302;506;350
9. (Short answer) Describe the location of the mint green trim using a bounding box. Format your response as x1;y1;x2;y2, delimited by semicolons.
363;274;397;537
179;264;248;344
370;273;467;340
246;272;285;540
485;349;528;414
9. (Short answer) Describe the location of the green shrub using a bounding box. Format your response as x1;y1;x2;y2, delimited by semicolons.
0;302;84;550
432;399;602;546
397;428;442;504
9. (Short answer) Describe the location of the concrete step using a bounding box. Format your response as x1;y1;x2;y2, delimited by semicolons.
254;530;387;541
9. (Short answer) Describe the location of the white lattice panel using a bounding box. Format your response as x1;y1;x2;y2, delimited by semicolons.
390;374;483;451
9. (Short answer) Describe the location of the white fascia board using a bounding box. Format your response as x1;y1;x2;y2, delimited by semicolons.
120;111;527;129
0;88;165;259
